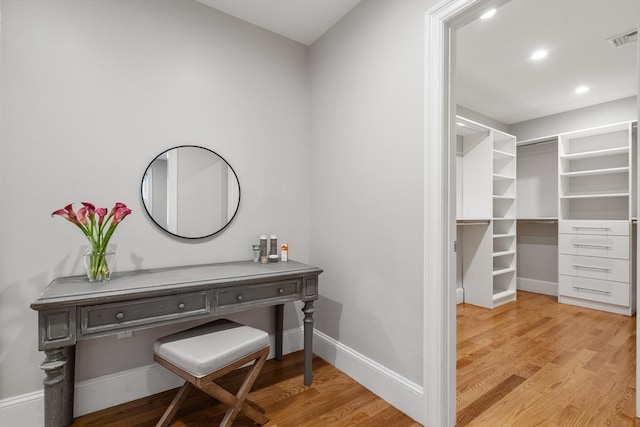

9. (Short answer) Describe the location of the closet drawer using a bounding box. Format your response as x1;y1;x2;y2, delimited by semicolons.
558;234;629;259
558;275;630;307
558;254;629;283
559;220;629;236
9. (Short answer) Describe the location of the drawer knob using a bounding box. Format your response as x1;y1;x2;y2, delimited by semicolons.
115;312;125;320
278;288;284;294
177;303;185;310
237;294;243;301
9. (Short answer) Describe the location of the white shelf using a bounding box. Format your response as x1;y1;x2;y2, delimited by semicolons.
560;166;629;178
493;173;515;181
560;146;628;161
493;149;515;159
493;195;515;200
493;233;515;239
493;250;515;257
493;266;516;276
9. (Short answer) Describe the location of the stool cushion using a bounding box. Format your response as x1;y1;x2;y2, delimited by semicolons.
154;319;269;378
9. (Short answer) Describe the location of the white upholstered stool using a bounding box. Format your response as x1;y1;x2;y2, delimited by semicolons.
153;319;270;427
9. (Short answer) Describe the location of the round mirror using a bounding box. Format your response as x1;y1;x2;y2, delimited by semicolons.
141;146;240;239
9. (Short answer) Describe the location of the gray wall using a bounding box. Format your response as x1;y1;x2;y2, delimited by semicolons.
509;96;637;141
308;0;438;386
0;0;310;399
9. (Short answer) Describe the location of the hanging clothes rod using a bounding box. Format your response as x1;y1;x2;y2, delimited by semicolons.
516;137;558;148
457;219;491;225
517;218;558;224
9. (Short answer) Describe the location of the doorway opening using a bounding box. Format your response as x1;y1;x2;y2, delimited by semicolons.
425;0;639;426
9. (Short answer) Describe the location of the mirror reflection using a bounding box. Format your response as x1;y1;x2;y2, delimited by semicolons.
141;146;240;239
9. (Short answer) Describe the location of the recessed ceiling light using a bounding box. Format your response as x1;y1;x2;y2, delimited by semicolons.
531;49;548;60
575;86;590;94
480;9;496;19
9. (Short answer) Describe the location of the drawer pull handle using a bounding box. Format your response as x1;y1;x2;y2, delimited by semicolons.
115;312;125;320
571;226;611;231
177;303;185;310
573;243;612;249
573;286;612;296
237;294;243;301
572;264;611;272
278;288;284;294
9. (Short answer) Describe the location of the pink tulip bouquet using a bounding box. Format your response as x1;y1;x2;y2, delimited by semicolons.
52;202;132;281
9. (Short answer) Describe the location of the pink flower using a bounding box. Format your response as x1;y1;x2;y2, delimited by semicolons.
113;206;132;224
81;202;96;215
51;204;80;226
109;202;127;216
52;201;132;251
96;208;108;226
77;206;90;225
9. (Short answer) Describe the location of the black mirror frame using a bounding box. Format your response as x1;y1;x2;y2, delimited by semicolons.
140;145;241;240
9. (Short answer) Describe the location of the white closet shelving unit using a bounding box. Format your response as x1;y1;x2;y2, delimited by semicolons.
557;121;636;315
456;117;517;309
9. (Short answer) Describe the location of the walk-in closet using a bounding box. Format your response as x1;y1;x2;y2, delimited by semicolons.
453;0;639;423
454;0;639;317
456;118;637;316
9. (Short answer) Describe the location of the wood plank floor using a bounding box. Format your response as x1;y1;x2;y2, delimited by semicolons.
71;351;420;427
72;291;638;426
457;291;638;426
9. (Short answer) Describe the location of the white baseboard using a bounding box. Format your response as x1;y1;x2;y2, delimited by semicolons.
313;329;424;424
0;390;45;427
517;277;558;296
0;328;304;427
1;327;424;426
456;287;464;304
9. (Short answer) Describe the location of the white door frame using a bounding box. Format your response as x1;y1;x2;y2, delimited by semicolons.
424;1;509;425
426;2;640;425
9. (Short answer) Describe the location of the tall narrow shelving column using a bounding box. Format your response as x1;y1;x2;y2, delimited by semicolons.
456;117;517;309
557;122;635;315
492;130;517;306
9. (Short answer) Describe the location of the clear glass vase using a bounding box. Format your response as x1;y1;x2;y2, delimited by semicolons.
83;249;115;282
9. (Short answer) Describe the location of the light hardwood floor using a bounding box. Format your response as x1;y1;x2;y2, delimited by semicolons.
457;291;638;426
72;291;637;426
71;351;420;427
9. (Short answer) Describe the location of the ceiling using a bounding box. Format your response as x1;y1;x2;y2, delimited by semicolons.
195;0;637;126
195;0;362;46
457;0;639;125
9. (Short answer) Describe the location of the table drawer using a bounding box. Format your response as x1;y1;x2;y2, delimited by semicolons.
559;254;629;283
215;280;300;307
558;234;629;259
559;275;630;307
559;220;629;236
81;291;210;335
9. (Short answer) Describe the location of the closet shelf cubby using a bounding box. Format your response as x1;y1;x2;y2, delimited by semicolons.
493;149;515;159
560;146;628;161
560;166;629;177
493;250;515;257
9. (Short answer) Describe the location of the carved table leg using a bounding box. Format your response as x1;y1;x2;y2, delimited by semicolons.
40;348;66;427
275;304;284;360
302;301;315;385
62;346;76;425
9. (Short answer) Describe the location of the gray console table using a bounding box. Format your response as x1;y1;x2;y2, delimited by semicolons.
30;260;322;427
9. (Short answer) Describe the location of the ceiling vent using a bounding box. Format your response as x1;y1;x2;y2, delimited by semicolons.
607;29;638;48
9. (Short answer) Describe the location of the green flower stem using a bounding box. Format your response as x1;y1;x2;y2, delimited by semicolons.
86;250;111;282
